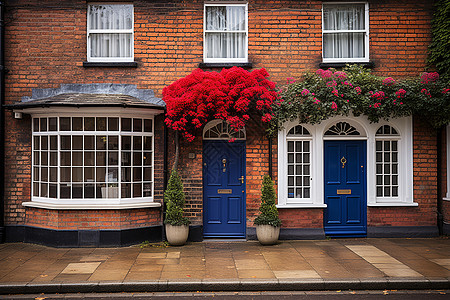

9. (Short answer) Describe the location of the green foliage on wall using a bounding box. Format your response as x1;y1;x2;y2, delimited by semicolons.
428;0;450;83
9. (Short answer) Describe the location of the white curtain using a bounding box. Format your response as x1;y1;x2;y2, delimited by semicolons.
206;6;246;59
323;5;365;59
89;5;133;58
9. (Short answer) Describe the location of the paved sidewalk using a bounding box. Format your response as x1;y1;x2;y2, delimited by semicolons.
0;238;449;294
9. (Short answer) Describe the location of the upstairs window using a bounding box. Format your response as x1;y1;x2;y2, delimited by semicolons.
322;2;369;62
204;2;248;63
87;4;134;62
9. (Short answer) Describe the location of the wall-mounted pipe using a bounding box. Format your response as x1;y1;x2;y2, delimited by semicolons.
0;1;5;243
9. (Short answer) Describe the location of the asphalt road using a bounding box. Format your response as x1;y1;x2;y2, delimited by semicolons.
1;290;449;299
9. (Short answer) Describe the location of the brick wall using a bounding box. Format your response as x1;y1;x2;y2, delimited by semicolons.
3;0;437;231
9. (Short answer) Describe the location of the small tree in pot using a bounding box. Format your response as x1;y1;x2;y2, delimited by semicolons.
164;169;190;246
254;175;282;245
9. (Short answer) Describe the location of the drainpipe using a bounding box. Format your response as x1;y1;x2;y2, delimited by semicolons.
437;126;443;235
0;1;5;243
162;116;168;241
268;135;273;179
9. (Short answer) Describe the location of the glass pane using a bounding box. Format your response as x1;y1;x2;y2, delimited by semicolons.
85;167;95;182
96;117;107;131
288;176;294;186
376;164;382;174
144;167;152;181
133;183;142;197
61;136;71;150
295;141;302;152
121;183;131;198
41;152;48;166
122;136;131;150
303;153;310;163
287;141;294;152
296;176;301;186
323;33;365;59
33;167;39;181
96;136;106;150
40;183;48;197
108;117;119;131
40;118;47;132
121;118;131;131
384;141;390;151
49;167;57;182
323;4;365;30
60;184;71;198
296;153;302;163
96;183;106;198
143;183;152;197
384;153;390;162
61;152;71;166
72;167;83;182
392;186;398;197
72;152;83;166
144;119;152;132
304;141;310;152
376;175;382;185
73;117;83;131
34;152;40;165
49;117;57;131
296;165;302;175
96;152;106;166
143;136;152;150
288;153;294;164
304;188;310;198
133;136;142;150
72;184;83;198
384;164;390;174
392;141;398;151
33;118;39;132
85;152;95;166
60;117;71;131
392;152;398;163
376;152;382;162
376;186;383;197
89;4;133;30
296;188;302;198
133;118;142;132
33;182;39;197
50;152;57;166
304;177;310;186
85;117;95;131
41;136;48;150
143;152;152;166
50;136;57;150
107;168;118;182
108;152;118;165
84;184;95;198
84;136;94;150
133;167;142;181
61;168;71;182
49;184;57;198
34;136;40;150
376;141;382;151
392;164;398;174
122;152;131;166
107;185;119;198
288;165;294;175
384;175;390;185
288;188;294;198
89;33;133;58
121;167;131;182
392;175;398;185
133;152;142;166
108;136;119;150
205;32;246;59
73;136;83;150
384;187;391;197
96;167;106;182
41;167;48;182
303;165;310;176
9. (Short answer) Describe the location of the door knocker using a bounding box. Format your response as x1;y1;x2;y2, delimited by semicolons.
341;156;347;168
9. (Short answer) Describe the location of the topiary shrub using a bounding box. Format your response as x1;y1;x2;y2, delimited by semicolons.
164;169;190;226
254;175;282;227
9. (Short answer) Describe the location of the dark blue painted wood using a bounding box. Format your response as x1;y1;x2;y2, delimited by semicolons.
203;141;246;237
324;140;367;237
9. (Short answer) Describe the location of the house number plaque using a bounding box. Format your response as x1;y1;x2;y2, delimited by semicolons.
337;189;351;195
218;189;232;194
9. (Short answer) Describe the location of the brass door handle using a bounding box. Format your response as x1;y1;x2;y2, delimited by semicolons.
239;176;244;184
341;156;347;168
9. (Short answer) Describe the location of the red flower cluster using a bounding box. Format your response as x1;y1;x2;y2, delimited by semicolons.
420;72;439;84
382;77;396;86
163;67;278;142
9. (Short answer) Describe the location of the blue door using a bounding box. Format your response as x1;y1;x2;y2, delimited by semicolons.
324;140;367;237
203;140;246;238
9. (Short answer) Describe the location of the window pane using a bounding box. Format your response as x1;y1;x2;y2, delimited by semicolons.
60;184;71;198
50;152;57;166
96;136;106;150
143;183;152;197
85;167;95;182
287;141;294;152
107;168;118;182
122;167;131;182
41;152;48;166
133;136;142;150
85;136;95;150
122;136;131;150
143;152;152;166
96;183;106;198
122;183;131;198
40;118;47;132
84;117;95;131
84;184;95;198
133;152;142;166
96;152;106;166
61;136;71;150
61;152;71;166
34;136;40;150
73;136;83;150
72;167;83;182
33;118;39;132
50;136;57;150
72;152;83;166
122;152;131;166
144;119;152;132
323;33;365;59
49;184;57;198
90;33;133;58
144;167;152;181
133;118;142;132
108;117;119;131
205;33;246;59
41;136;48;150
85;152;95;166
323;4;365;31
73;117;83;131
49;117;57;131
133;167;142;181
60;117;71;131
72;184;83;198
121;118;131;131
96;117;107;131
108;152;118;165
89;4;133;30
143;136;152;150
61;168;71;182
108;136;119;150
133;183;142;197
96;167;106;182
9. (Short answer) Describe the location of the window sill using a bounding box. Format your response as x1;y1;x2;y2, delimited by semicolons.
22;201;161;210
276;204;327;209
443;197;450;202
368;202;418;207
199;62;253;69
83;62;138;68
319;61;375;69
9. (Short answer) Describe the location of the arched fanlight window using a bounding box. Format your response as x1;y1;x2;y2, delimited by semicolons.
203;120;246;140
287;125;311;136
375;125;400;198
324;121;361;136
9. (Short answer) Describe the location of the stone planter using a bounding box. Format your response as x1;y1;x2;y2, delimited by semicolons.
165;224;189;246
256;225;280;245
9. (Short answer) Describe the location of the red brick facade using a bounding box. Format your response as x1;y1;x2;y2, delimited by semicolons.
2;0;445;243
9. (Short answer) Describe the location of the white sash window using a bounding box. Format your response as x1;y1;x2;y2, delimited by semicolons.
204;3;248;63
322;2;369;62
87;4;134;62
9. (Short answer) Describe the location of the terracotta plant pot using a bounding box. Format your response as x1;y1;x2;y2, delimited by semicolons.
256;225;280;245
165;224;189;246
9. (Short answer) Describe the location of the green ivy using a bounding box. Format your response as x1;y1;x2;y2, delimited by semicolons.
428;0;450;83
254;175;282;227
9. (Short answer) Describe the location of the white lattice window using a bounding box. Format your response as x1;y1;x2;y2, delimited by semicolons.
322;2;369;62
32;116;153;204
87;4;134;62
375;125;399;198
287;126;312;200
204;2;248;63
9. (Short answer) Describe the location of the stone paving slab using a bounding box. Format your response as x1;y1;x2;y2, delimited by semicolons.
0;238;449;294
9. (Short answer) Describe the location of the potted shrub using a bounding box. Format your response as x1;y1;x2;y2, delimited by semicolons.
254;175;282;245
164;169;190;246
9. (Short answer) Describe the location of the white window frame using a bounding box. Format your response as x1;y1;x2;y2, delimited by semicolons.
322;2;369;63
203;2;249;63
277;115;416;209
87;3;134;63
22;108;160;210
